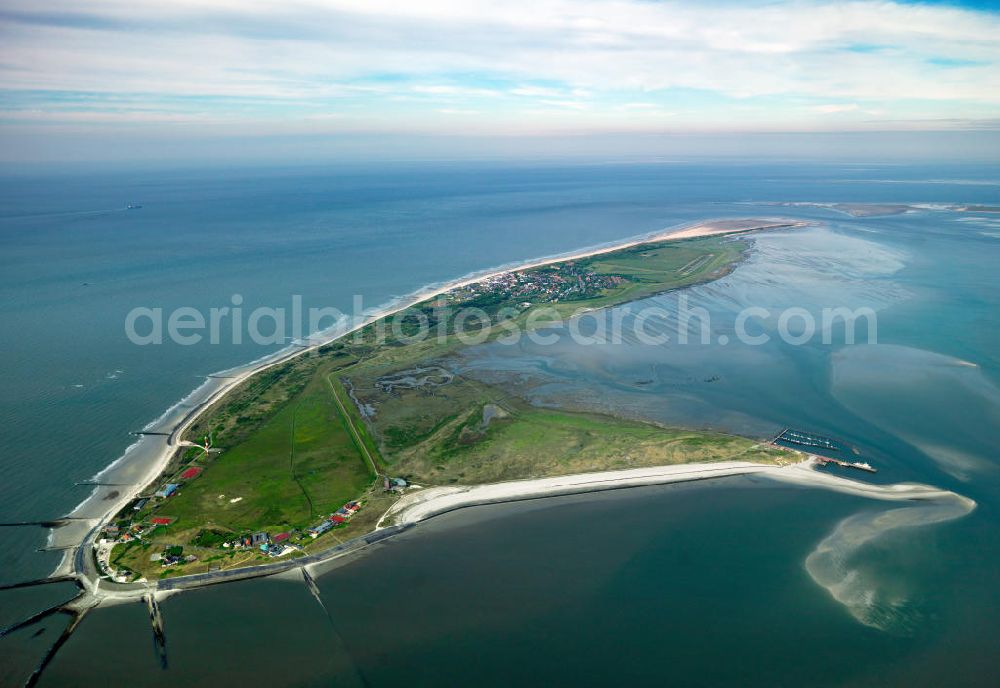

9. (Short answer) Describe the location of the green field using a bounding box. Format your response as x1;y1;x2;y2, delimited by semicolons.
354;235;747;342
377;398;787;485
566;235;745;311
162;371;375;532
114;359;378;578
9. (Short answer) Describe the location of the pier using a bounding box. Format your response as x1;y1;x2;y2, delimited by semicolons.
812;455;877;474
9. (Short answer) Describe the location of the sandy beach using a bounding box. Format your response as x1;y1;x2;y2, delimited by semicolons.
376;458;975;635
382;458;975;528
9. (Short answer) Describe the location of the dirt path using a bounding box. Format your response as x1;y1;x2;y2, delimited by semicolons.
326;374;379;478
288;402;316;518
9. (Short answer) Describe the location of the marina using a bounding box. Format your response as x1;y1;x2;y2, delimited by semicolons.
772;429;878;474
774;428;841;452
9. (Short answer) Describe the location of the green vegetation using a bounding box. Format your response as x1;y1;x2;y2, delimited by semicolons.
191;529;229;548
113;353;380;578
185;346;356;449
381;399;786;484
353;235;746;344
112;232;792;578
575;237;743;309
337;235;772;486
109;541;139;580
163;368;375;533
326;374;380;475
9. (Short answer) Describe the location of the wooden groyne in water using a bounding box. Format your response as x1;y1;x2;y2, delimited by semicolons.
146;593;168;668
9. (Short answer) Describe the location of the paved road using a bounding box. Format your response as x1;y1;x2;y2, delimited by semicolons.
156;524;407;591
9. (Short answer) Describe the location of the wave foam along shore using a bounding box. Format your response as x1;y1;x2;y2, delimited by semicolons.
53;217;806;578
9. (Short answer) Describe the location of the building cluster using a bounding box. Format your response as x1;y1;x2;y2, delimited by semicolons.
222;530;293;557
113;456;208;532
155;546;197;568
383;475;408;493
100;515;166;546
449;264;626;306
307;500;362;538
154;483;179;498
96;455;369;581
98;463;200;551
95;460;219;579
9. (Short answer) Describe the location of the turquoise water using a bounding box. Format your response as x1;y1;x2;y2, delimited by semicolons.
1;161;998;685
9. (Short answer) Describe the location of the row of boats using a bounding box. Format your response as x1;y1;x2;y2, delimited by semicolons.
773;428;878;473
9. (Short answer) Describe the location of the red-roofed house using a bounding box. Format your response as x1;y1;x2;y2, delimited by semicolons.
330;515;346;524
151;517;173;525
180;466;203;480
273;532;290;543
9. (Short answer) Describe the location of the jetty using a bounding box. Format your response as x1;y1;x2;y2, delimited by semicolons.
812;455;878;474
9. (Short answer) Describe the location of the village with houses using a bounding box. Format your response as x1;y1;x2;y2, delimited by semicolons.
444;262;628;312
94;434;410;583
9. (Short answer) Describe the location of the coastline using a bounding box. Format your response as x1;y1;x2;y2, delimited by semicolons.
55;216;807;583
372;458;975;633
75;456;976;608
381;458;976;528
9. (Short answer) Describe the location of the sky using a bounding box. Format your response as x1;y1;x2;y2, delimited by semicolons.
1;0;999;163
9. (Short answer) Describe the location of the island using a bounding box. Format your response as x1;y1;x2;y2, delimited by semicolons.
57;215;969;601
98;218;805;581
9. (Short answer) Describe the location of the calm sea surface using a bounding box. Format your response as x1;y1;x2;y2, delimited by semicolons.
1;161;998;686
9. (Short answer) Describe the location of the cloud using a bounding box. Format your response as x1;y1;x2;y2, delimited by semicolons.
412;85;500;97
509;86;566;98
0;0;997;137
811;103;861;114
540;99;588;110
